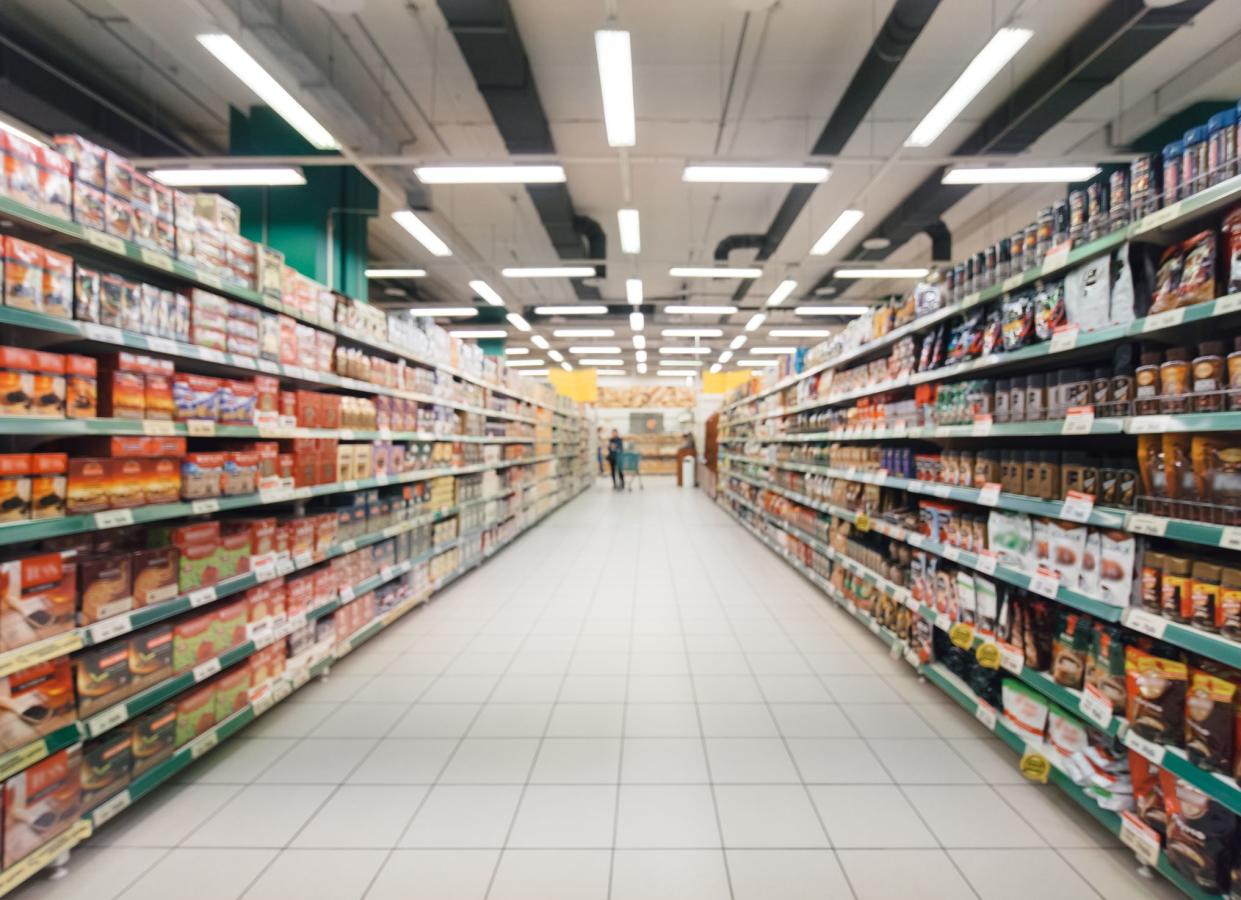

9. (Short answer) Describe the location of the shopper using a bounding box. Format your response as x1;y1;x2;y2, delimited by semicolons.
607;429;625;489
596;427;605;476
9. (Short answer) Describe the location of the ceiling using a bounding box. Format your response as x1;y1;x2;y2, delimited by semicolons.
4;0;1241;376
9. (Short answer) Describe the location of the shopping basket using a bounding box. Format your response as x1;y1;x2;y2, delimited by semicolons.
620;450;643;491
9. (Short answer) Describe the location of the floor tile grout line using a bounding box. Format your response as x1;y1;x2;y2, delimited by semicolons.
604;513;638;900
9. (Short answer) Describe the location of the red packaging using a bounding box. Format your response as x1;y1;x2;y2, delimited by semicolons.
285;575;313;616
4;747;81;868
0;659;75;752
41;249;73;320
99;370;145;419
1;553;76;651
109;458;144;509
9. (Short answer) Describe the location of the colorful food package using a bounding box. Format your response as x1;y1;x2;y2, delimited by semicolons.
1001;677;1049;740
213;667;252;721
79;729;132;810
0;552;76;651
1051;609;1090;688
128;624;173;693
130;701;177;775
1130;750;1167;836
75;639;133;717
165;521;222;591
1125;644;1187;746
1150;244;1185;314
1185;668;1237;774
41;249;72;320
0;659;75;752
77;552;133;624
1097;531;1135;607
172;612;216;673
1225;205;1241;294
1160;770;1237;894
2;236;43;313
174;681;216;747
1177;230;1217;307
1084;622;1127;712
131;546;179;608
3;746;81;868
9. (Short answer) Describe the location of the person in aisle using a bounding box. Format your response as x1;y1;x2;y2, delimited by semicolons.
596;426;605;476
607;429;625;489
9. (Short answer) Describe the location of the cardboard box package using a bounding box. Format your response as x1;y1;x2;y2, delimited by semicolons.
213;668;251;721
174;682;216;747
75;640;132;718
3;746;81;868
79;730;132;810
130;702;176;776
128;624;173;693
0;553;76;651
0;659;74;752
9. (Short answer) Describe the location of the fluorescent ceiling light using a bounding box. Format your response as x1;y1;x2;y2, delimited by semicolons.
366;268;427;278
810;209;864;256
636;350;647;362
450;330;508;338
682;165;829;183
0;118;48;147
795;305;872;315
518;369;550;376
579;359;624;366
664;305;737;315
662;328;722;337
942;166;1102;184
745;313;766;332
718;350;733;364
660;360;702;367
414;165;565;184
618;209;641;253
548;350;565;362
595;29;635;147
595;371;627;378
505;347;529;355
502;267;596;278
834;268;928;279
625;278;643;305
468;279;505;306
506;359;546;367
629;311;644;332
729;335;747;350
393;211;452;257
659;347;711;355
554;328;614;337
531;335;550;350
560;361;572;371
765;279;798;307
569;346;621;354
506;313;532;332
770;328;831;337
637;362;648;374
534;305;608;315
384;288;407;297
197;34;339;150
632;335;646;349
150;167;305;187
657;371;695;377
738;359;779;367
669;267;761;279
750;347;797;354
406;307;478;317
905;27;1034;148
709;363;721;373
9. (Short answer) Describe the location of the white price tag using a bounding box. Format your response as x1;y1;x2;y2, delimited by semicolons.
190;731;219;759
231;355;257;370
1061;406;1095;435
339;539;358;554
1049;323;1079;353
288;612;307;632
975;549;999;575
88;616;133;645
248;620;274;649
1042;240;1073;273
276;555;294;576
943;545;961;562
1220;527;1241;551
977;483;1001;507
1124;608;1168;640
197;271;223;289
1079;683;1114;730
139;248;174;271
1215;293;1241;315
1128;415;1175;434
199;348;227;364
1123;728;1166;765
974;701;997;731
1029;567;1061;599
294;551;313;569
142;419;176;436
1059;490;1095;523
193;658;222;682
907;533;926;548
929;484;952;498
1143;308;1186;333
934;612;951;632
1137;201;1182;232
338;429;355;440
972;415;993;437
188;587;216;608
998;641;1024;675
1120;811;1163;867
342;480;359;492
94;509;135;529
87;705;129;738
187;419;216;437
1127;514;1168;536
934;426;952;438
339;585;355;603
252;559;277;582
868;619;880;635
892;422;908;437
258;359;280;374
251;689;275;717
83;323;125;345
146;337;177;356
84;228;126;254
1002;273;1025;292
91;790;132;827
191;498;220;515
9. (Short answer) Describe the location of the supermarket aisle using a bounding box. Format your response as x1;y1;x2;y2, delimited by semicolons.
18;482;1180;900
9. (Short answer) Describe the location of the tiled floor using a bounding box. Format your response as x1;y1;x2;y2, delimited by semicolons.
18;481;1183;900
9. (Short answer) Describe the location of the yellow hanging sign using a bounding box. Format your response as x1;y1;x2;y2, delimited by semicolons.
702;370;750;394
548;368;598;402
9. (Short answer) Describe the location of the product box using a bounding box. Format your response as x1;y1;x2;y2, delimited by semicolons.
128;624;173;693
3;746;81;868
53;135;106;189
75;640;133;717
0;659;74;752
213;667;252;721
66;354;97;419
172;612;215;672
131;546;179;607
41;250;72;320
144;458;181;505
3;237;43;314
78;552;133;624
163;521;222;591
173;682;216;747
109;458;144;509
79;729;132;810
181;452;224;500
31;452;67;521
0;553;76;651
213;600;247;652
67;458;107;515
172;374;222;422
130;701;176;775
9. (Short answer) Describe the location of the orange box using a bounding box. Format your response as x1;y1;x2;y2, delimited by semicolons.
67;458;108;514
0;453;31;523
4;747;81;868
109;458;144;509
3;236;43;314
99;369;145;419
66;354;97;418
144;458;181;505
41;249;73;320
29;350;66;417
30;452;67;520
0;658;75;752
145;372;173;420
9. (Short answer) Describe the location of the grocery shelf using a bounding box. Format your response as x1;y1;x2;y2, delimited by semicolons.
0;416;537;442
0;723;81;783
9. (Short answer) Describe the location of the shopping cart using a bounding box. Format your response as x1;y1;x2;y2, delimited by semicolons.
620;450;643;491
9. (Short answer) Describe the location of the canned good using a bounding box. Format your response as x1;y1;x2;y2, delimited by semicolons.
1108;169;1129;231
1036;207;1054;259
1183;126;1208;197
1162;140;1184;204
975;250;989;291
1207;108;1237;185
1052;201;1069;246
1010;231;1025;273
1086;181;1108;242
1023;224;1038;270
997;236;1012;282
1129;154;1158;218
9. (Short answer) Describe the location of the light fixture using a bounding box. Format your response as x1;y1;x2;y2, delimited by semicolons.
413;165;565;184
560;361;572;371
637;362;647;374
809;209;864;256
393;211;452;257
595;370;627;377
554;328;615;337
468;280;505;306
942;166;1102;184
531;335;550;349
737;359;779;367
595;29;635;147
405;307;479;317
660;360;702;367
197;34;339;150
518;369;550;376
569;347;621;354
834;268;928;279
862;237;892;250
0;117;48;147
365;268;427;278
632;335;646;349
718;350;734;364
656;370;696;377
506;313;532;332
750;347;797;354
548;349;565;362
664;305;738;315
629;311;644;332
709;363;721;373
149;167;306;187
636;349;647;362
506;359;546;367
729;335;747;350
450;330;508;338
578;358;624;366
661;328;722;337
385;288;407;297
795;305;872;315
625;278;643;305
765;279;798;307
505;347;529;355
681;165;829;183
668;267;761;279
534;305;609;315
744;313;766;332
905;27;1034;148
770;328;831;337
617;209;641;253
659;347;711;355
503;267;596;278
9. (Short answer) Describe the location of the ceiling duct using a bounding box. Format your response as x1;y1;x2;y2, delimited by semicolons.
714;233;766;261
810;0;1215;297
437;0;603;298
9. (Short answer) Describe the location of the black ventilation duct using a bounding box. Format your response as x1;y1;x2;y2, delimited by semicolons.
715;234;766;262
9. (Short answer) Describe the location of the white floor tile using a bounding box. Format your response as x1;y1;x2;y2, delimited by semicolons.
116;848;275;900
769;704;858;738
786;738;890;783
726;849;853;900
256;738;377;784
529;738;621;784
837;848;975;899
507;785;616;848
704;738;800;783
438;738;539;784
951;848;1099;900
545;703;624;737
905;785;1046;848
809;784;937;848
610;849;731;900
389;703;480;738
994;784;1120;848
488;849;611;900
490;675;563;704
621;738;709;783
615;784;721;848
242;849;385;899
557;675;627;703
17;847;163;900
182;784;333;848
347;737;457;784
697;704;778;737
840;703;939;738
1057;848;1186;900
366;849;498;899
713;785;828;848
95;784;240;848
399;785;522;848
626;676;696;703
869;738;984;784
467;703;552;737
311;704;410;739
291;785;427;848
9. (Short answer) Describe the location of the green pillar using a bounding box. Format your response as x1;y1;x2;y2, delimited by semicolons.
226;107;377;301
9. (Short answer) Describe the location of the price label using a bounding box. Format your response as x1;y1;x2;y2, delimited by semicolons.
1137;201;1182;232
974;701;997;731
84;228;126;254
1128;514;1168;536
294;551;313;569
868;619;881;635
1059;490;1096;523
1002;273;1025;292
187;419;216;437
191;731;219;759
1019;749;1051;783
87;705;129;738
943;545;961;562
252;559;277;582
276;555;295;576
1119;811;1162;867
338;429;355;440
91;791;132;827
339;539;358;554
907;533;926;548
139;248;174;271
258;359;280;374
87;616;133;645
972;415;993;437
854;513;871;533
193;658;222;682
342;480;360;492
949;622;976;649
231;355;257;370
249;620;274;649
975;549;999;575
1079;682;1115;730
1128;415;1175;434
934;612;951;632
1123;728;1166;765
251;688;275;717
975;642;1000;670
934;426;952;438
94;509;135;529
1049;323;1079;354
83;323;125;345
142;419;176;436
904;647;921;668
1029;566;1061;599
1220;527;1241;551
998;640;1025;675
1061;406;1095;435
339;585;355;603
197;271;224;289
1215;293;1241;315
1124;608;1168;640
1143;307;1186;333
199;348;227;364
188;587;216;608
191;498;220;515
1043;241;1073;273
892;422;908;437
977;483;1001;507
